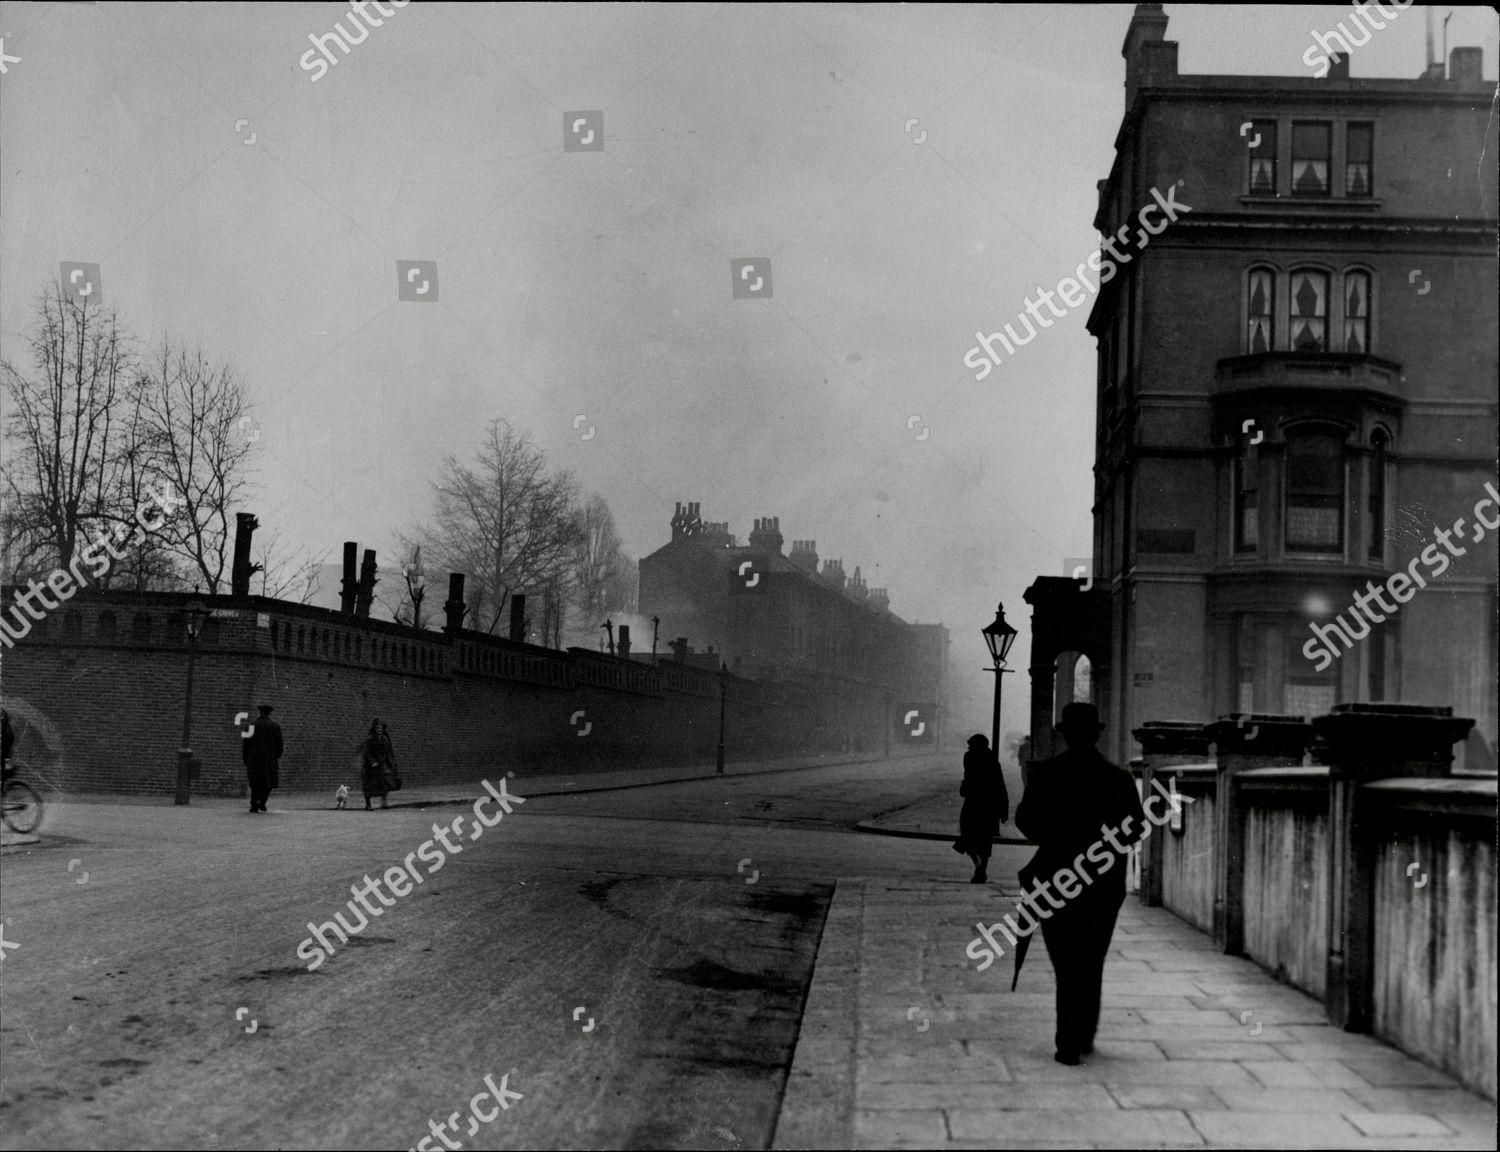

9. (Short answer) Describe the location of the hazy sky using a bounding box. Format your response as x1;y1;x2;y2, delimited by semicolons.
2;2;1495;723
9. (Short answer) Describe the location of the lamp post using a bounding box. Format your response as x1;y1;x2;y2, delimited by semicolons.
716;662;728;773
175;594;208;806
980;602;1019;771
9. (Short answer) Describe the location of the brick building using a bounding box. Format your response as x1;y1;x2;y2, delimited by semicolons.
638;502;950;749
1025;5;1497;771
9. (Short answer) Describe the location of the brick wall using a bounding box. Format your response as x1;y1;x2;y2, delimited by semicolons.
0;589;880;797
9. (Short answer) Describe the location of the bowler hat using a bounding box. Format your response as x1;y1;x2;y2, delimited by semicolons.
257;704;274;714
1055;702;1104;733
966;733;989;748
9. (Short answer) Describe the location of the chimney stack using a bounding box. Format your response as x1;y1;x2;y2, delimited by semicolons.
671;637;689;661
443;573;467;633
231;513;261;597
848;565;869;601
748;516;784;553
340;542;359;615
509;594;526;642
618;624;631;658
355;549;378;619
1450;47;1483;87
789;539;819;573
1327;52;1349;81
870;587;890;612
1121;3;1171;108
821;558;846;589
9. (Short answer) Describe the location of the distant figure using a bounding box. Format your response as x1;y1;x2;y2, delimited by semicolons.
1015;702;1145;1065
242;704;283;814
953;733;1009;884
378;721;400;792
1;708;14;779
359;719;392;810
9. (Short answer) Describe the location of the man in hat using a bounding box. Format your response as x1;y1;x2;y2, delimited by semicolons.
242;704;283;814
1015;701;1144;1064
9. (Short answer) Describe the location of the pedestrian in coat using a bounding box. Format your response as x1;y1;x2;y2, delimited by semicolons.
953;733;1009;883
1014;702;1145;1064
242;704;283;814
377;721;399;792
360;718;390;810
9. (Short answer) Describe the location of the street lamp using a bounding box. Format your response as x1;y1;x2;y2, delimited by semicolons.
980;602;1019;769
716;662;728;773
175;593;208;806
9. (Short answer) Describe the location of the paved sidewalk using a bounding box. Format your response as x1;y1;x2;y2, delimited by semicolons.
775;876;1497;1149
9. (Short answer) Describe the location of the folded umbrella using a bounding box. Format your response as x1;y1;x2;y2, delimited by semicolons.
1011;855;1042;991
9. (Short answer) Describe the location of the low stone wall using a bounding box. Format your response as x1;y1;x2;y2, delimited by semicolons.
0;589;892;797
1132;705;1496;1101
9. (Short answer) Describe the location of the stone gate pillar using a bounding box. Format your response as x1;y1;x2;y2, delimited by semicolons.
1317;703;1473;1032
1132;721;1211;907
1207;713;1312;954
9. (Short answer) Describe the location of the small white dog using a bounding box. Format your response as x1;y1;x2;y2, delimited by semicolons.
334;784;350;810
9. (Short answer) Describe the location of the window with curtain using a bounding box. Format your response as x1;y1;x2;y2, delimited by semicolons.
1290;270;1328;351
1286;430;1344;553
1346;123;1373;196
1248;120;1277;194
1247;268;1275;353
1343;271;1370;353
1235;449;1259;553
1292;122;1331;195
1368;430;1388;561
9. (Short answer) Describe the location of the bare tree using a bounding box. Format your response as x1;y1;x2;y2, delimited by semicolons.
1;283;137;577
134;339;256;593
419;419;584;634
572;493;634;621
382;539;435;629
254;524;328;604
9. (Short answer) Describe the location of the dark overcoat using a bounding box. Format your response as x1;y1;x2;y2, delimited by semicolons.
1014;745;1144;905
956;745;1009;854
242;716;284;792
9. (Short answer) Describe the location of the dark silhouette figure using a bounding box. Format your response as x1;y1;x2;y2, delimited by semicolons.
953;733;1009;883
1015;702;1144;1064
242;705;283;814
378;721;400;792
1;709;14;778
359;719;392;810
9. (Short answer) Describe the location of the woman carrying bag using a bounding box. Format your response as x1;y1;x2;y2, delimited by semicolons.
953;733;1009;883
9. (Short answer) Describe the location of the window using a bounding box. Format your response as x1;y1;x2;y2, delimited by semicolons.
1290;269;1328;352
1285;430;1344;553
1292;122;1331;195
1248;120;1277;194
1343;271;1370;353
1346;123;1372;196
1368;430;1388;561
97;611;117;641
1235;450;1259;553
1247;268;1275;352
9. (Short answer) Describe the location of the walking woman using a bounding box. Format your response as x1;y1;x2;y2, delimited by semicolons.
954;733;1009;883
359;718;391;810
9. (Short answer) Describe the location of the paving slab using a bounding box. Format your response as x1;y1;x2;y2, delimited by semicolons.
773;872;1497;1149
